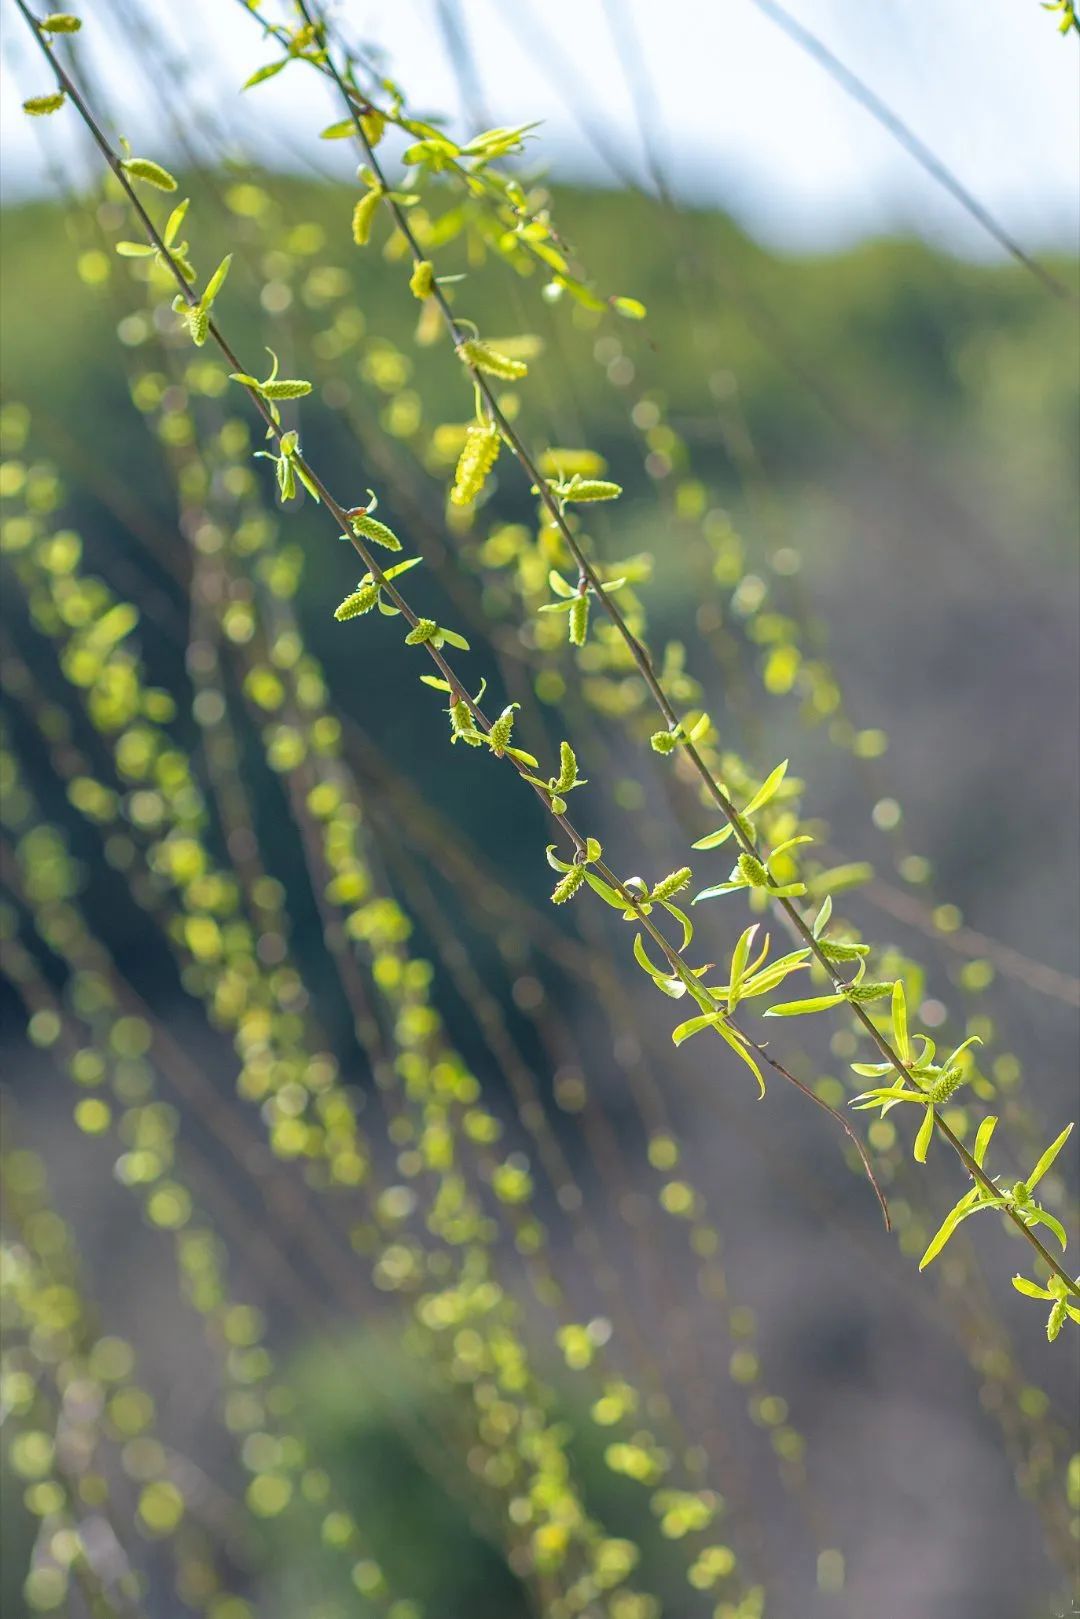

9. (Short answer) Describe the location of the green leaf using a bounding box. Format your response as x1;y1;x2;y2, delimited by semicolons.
807;862;874;898
691;825;734;851
692;880;743;903
763;993;844;1018
1027;1123;1074;1191
612;295;647;319
740;951;810;998
913;1105;935;1164
1024;1207;1068;1250
728;924;759;1011
321;118;358;140
163;198;189;247
812;894;833;938
658;899;693;952
672;1014;719;1047
633;934;685;997
715;1022;766;1099
891;981;910;1065
972;1114;998;1168
243;59;288;89
202;253;232;305
742;759;788;817
1010;1274;1050;1300
582;870;625;909
919;1196;982;1270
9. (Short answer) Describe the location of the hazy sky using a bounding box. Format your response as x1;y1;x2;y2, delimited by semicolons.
2;0;1077;259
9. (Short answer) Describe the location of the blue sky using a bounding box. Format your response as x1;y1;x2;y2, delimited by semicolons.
2;0;1077;259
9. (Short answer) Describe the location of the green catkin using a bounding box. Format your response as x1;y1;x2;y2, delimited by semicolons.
455;339;528;380
652;868;692;902
350;512;402;551
551;865;586;904
449;698;484;746
333;584;378;621
260;378;312;400
818;938;869;962
409;259;435;299
650;729;678;754
559;478;623;503
847;981;893;1004
737;852;770;888
928;1066;966;1105
179;305;209;347
121;158;178;192
554;741;578;794
451;422;500;505
351;187;383;246
569;594;589;647
405;618;438;645
488;706;516;755
22;92;66;116
41;13;82;32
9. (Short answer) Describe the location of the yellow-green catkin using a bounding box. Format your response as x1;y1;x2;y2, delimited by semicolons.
559;478;622;503
23;92;66;116
738;852;769;888
451;421;500;506
404;618;438;646
351;186;383;246
409;259;435;299
456;339;528;381
334;584;378;621
551;865;586;904
349;512;401;550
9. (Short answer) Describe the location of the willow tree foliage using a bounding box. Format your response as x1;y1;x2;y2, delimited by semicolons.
2;4;1077;1617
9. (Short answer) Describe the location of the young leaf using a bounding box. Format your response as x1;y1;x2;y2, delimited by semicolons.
743;759;788;817
763;993;844;1018
582;870;625;909
243;59;288;89
1010;1274;1050;1300
1027;1123;1074;1191
715;1022;766;1098
671;1014;719;1047
972;1114;998;1168
812;894;833;938
891;981;910;1065
913;1105;935;1164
